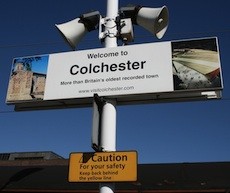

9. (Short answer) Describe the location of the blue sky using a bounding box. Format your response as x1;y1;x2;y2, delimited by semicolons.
0;0;229;164
12;55;49;74
30;55;49;74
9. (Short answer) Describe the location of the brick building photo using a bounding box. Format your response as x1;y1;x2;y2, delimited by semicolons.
6;57;48;103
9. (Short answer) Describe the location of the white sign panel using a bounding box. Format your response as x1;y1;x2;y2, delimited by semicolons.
6;37;223;110
44;42;173;100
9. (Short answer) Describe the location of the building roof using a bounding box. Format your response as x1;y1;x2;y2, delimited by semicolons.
0;151;64;161
0;159;229;193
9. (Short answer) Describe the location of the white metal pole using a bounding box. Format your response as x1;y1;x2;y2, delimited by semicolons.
100;100;116;151
100;0;118;153
99;0;118;193
104;0;118;48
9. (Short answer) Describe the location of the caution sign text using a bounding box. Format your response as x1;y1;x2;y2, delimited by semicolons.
69;151;137;182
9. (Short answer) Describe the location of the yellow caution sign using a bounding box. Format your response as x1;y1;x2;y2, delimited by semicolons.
69;151;137;182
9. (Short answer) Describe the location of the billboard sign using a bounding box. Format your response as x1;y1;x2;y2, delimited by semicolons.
6;37;223;110
68;151;137;182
